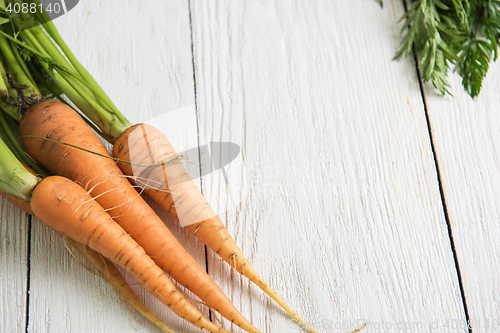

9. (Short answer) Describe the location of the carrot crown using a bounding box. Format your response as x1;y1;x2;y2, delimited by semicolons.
0;1;131;142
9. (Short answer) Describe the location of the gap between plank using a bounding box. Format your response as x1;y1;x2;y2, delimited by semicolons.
187;0;213;323
401;1;472;332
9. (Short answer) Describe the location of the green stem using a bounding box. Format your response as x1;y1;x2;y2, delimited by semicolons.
1;10;132;141
25;27;92;96
0;30;116;141
0;108;48;176
0;31;40;101
0;56;10;95
1;29;130;141
0;115;20;160
26;59;65;103
0;110;22;158
0;138;40;200
42;21;129;126
26;26;131;136
23;61;108;139
10;37;36;84
0;98;20;120
52;70;119;142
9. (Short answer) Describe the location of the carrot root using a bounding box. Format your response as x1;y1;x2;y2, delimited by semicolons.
29;175;228;333
352;323;367;333
20;101;259;333
0;189;174;333
65;238;175;333
113;123;315;331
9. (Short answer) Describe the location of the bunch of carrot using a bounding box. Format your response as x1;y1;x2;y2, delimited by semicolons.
0;2;320;332
0;140;178;332
0;193;175;333
0;139;226;333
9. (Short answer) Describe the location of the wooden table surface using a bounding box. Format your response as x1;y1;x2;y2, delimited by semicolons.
1;1;499;332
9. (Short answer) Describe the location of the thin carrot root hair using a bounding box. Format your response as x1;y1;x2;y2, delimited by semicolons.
83;184;144;212
21;101;259;333
210;310;224;326
62;235;102;279
112;123;315;332
173;282;208;308
1;186;176;333
168;275;224;326
2;192;29;203
76;177;151;219
87;172;184;198
81;176;179;218
21;134;186;168
29;175;229;333
249;274;321;333
82;173;169;192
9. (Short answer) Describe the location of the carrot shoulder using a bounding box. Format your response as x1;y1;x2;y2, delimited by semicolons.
20;100;260;333
30;175;227;333
113;123;315;331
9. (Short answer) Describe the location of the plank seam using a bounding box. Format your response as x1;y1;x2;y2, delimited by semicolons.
401;1;472;331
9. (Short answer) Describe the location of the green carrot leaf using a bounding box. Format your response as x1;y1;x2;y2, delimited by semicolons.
395;0;500;97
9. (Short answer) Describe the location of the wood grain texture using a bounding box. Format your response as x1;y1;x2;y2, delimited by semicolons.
4;0;499;333
423;62;500;332
0;197;29;333
190;0;465;332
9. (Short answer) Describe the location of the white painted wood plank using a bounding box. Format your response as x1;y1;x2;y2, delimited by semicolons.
0;197;29;333
191;1;466;332
422;61;500;332
26;1;206;332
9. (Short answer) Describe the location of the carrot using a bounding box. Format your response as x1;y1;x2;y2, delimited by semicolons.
29;175;228;333
20;100;261;333
113;123;316;332
3;15;313;331
0;190;174;333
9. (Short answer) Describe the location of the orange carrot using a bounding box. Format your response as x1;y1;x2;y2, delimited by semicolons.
20;100;261;333
29;175;228;333
0;189;174;333
113;123;315;331
3;19;312;330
